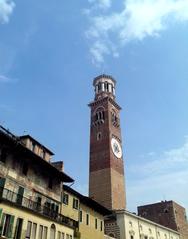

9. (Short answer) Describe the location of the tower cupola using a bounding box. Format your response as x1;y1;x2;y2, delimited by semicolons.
93;74;116;100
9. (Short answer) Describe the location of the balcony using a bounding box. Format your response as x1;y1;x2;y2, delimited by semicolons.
0;187;78;229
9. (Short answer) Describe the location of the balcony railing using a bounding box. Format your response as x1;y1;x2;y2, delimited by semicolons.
0;187;78;229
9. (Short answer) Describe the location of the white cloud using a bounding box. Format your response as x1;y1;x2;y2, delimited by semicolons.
130;136;188;175
0;74;17;83
0;0;15;24
85;0;188;64
0;74;10;82
88;0;112;9
127;136;188;213
90;41;110;64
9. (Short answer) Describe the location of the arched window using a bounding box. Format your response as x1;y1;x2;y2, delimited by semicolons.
98;82;102;91
111;110;119;127
104;81;109;92
97;132;102;141
50;224;56;239
93;107;105;126
109;232;115;238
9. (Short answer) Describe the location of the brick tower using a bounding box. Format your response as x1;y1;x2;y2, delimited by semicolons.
88;74;126;211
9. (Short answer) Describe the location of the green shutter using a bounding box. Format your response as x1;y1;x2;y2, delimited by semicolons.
16;187;24;205
0;178;5;198
0;213;5;235
8;215;15;238
0;178;5;187
0;209;2;219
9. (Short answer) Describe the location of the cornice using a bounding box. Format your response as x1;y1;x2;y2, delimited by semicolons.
88;97;122;110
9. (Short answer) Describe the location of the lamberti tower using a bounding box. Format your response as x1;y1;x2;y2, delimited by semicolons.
89;74;126;211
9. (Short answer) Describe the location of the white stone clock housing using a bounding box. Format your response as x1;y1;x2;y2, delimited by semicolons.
111;137;122;159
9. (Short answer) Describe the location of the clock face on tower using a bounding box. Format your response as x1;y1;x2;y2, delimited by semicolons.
111;138;122;159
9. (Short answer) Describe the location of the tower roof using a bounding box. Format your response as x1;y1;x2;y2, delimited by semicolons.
93;74;116;86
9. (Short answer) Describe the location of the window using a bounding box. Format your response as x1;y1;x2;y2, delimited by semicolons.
98;83;101;91
63;193;69;205
22;162;28;176
100;221;103;231
66;234;70;239
70;236;72;239
62;232;65;239
97;132;102;141
36;196;42;210
93;107;105;126
25;221;38;239
0;148;7;163
40;150;44;159
1;214;14;238
26;221;32;239
86;214;89;225
31;142;36;152
79;210;82;222
43;226;48;239
31;223;37;239
111;110;119;127
104;81;109;91
109;233;115;237
95;218;97;229
14;218;23;239
58;231;61;239
38;225;43;239
16;186;24;205
0;178;5;196
73;198;79;209
164;208;169;213
130;236;134;239
48;178;53;189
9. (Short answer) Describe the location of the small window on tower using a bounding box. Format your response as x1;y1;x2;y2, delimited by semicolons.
97;132;102;141
104;81;109;92
164;208;169;213
111;110;119;127
98;83;102;91
93;107;105;126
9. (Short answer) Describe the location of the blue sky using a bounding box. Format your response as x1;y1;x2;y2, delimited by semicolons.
0;0;188;213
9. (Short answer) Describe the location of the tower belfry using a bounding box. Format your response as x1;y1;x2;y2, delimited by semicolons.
88;74;126;211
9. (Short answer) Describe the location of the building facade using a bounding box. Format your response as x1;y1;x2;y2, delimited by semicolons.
0;126;76;239
138;201;188;239
89;74;126;211
116;210;180;239
62;185;111;239
0;125;112;239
